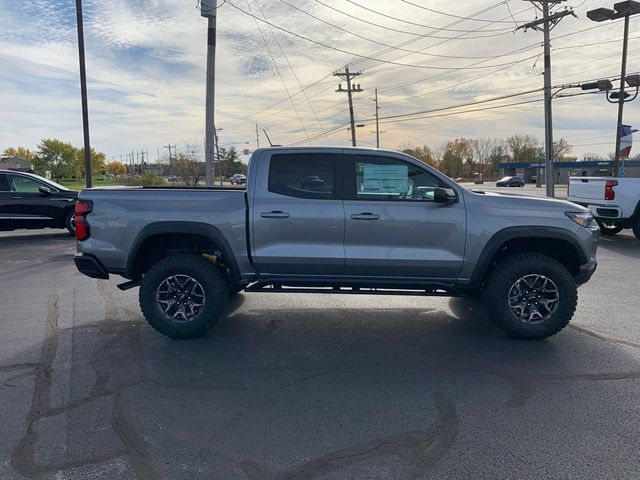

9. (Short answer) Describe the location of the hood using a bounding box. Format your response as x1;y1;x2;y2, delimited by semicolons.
463;189;588;213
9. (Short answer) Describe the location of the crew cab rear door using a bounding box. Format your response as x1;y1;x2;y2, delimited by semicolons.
0;174;12;229
250;150;345;276
341;153;466;280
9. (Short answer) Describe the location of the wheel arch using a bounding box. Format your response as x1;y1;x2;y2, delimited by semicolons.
126;221;241;282
469;226;587;291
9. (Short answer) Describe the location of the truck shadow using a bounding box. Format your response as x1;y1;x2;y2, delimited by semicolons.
4;288;640;479
598;231;639;259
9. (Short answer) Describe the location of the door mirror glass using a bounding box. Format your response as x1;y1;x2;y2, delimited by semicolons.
39;186;52;195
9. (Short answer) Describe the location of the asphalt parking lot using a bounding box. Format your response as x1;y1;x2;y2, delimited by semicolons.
1;228;639;480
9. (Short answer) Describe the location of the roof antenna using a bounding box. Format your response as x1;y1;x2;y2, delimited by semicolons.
263;129;274;147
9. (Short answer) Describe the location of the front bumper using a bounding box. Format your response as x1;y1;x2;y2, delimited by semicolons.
74;253;109;280
575;259;597;285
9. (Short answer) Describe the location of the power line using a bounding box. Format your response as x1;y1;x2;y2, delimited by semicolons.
277;0;510;60
239;1;531;122
225;1;535;71
311;0;515;38
253;0;332;143
399;0;517;24
344;0;514;32
243;0;310;142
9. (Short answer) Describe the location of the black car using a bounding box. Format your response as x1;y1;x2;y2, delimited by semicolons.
0;169;78;234
495;176;525;187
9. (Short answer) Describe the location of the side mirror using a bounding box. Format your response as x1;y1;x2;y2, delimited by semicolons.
38;186;52;195
433;187;457;204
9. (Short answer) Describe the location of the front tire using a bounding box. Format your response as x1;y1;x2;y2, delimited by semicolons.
633;220;640;241
139;254;229;338
596;219;623;236
482;253;577;340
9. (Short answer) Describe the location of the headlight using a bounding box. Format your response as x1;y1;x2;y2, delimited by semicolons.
565;211;594;228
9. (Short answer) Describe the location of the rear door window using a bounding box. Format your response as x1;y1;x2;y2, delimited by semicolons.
268;153;337;200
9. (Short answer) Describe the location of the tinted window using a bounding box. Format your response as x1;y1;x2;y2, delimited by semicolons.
9;175;44;193
268;154;336;199
0;174;9;192
354;156;442;201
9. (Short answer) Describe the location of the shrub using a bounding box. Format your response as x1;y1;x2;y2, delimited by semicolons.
124;173;166;187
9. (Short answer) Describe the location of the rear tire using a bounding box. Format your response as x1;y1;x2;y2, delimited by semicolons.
482;253;577;340
64;210;76;235
139;254;229;339
633;221;640;241
596;219;623;236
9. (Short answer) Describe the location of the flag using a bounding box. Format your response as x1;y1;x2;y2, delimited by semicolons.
619;124;637;159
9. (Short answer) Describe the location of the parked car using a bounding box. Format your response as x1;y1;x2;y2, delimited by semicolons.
0;169;78;234
496;176;525;187
74;147;598;341
230;174;246;185
568;176;640;239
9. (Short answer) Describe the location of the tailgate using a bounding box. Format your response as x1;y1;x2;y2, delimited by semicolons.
568;178;605;201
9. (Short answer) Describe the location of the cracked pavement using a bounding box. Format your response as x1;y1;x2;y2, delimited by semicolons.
0;229;639;479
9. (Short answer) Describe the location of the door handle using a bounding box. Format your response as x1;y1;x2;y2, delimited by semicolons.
261;211;290;218
11;196;22;200
351;212;380;220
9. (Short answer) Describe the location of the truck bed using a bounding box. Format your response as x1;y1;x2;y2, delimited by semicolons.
77;188;247;274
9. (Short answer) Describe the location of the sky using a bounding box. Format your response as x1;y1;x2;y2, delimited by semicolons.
1;0;640;162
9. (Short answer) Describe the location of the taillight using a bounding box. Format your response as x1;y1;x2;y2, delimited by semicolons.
75;200;93;241
605;180;617;201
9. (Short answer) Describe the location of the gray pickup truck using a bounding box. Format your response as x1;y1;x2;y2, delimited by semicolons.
74;147;599;340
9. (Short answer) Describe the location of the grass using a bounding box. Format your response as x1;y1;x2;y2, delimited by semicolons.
57;177;125;190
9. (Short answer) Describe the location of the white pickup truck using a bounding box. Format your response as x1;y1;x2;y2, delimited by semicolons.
568;176;640;239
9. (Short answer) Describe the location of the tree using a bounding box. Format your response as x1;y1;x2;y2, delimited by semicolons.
554;138;573;161
506;135;541;163
219;147;247;176
166;153;205;186
402;145;438;167
76;147;106;176
3;146;34;161
106;161;127;178
440;139;473;178
33;139;78;179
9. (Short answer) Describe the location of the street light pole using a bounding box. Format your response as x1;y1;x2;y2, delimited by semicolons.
613;14;630;176
587;1;640;175
74;0;92;188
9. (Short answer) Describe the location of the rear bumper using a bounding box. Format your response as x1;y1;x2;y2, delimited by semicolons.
74;253;109;280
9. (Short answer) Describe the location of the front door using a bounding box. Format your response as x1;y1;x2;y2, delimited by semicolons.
6;174;61;229
251;151;345;276
342;153;466;281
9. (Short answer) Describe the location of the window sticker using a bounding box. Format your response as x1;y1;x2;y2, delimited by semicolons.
360;163;408;194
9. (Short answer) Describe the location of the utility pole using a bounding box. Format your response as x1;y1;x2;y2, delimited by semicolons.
334;66;363;147
517;1;575;197
74;0;92;187
373;88;380;148
256;124;260;149
201;1;217;186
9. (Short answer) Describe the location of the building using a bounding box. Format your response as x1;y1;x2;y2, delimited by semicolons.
498;160;640;184
0;156;32;172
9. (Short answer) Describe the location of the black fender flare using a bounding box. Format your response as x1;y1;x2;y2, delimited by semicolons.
469;226;588;290
126;221;241;282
